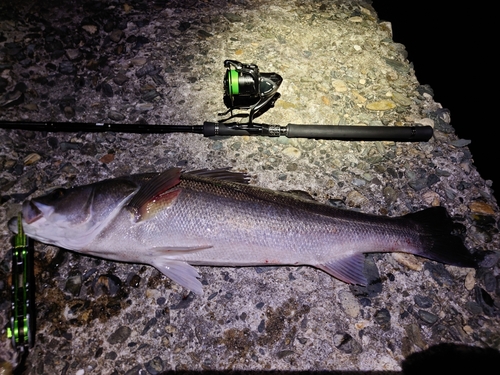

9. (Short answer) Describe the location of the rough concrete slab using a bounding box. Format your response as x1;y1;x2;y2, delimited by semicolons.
0;0;499;374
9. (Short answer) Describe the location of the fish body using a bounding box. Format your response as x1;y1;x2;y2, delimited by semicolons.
9;168;476;295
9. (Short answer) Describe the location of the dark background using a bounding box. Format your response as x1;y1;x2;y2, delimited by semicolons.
372;1;498;203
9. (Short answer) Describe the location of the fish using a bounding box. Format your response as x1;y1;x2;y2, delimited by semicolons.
8;168;476;295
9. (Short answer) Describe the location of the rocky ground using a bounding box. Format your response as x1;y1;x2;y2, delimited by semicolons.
0;0;499;374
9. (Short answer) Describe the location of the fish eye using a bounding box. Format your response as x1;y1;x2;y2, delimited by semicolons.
49;188;67;198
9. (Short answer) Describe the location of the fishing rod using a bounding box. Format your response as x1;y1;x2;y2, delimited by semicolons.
0;120;432;141
0;60;433;141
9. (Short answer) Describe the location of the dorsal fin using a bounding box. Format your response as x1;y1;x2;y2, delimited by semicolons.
185;168;249;184
126;168;248;222
281;190;315;201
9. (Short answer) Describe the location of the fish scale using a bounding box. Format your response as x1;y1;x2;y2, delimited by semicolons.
9;168;476;295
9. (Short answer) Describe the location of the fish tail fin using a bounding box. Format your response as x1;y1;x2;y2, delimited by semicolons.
404;206;477;268
318;207;476;286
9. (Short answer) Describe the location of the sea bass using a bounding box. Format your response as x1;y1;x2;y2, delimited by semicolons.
8;168;476;295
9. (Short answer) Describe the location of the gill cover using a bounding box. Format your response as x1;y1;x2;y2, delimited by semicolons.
19;178;139;250
25;186;95;227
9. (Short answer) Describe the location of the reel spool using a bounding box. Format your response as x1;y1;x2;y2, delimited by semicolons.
220;60;282;125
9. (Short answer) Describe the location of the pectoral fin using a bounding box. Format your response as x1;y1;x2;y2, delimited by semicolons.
127;168;182;222
317;254;367;285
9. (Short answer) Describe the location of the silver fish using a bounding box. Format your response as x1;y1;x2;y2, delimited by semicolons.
8;168;476;295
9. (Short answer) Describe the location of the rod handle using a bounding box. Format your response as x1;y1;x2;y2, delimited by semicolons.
286;124;433;142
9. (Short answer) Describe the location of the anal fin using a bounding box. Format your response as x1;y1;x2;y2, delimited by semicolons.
317;254;367;285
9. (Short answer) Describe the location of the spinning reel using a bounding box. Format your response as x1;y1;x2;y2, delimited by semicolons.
219;60;283;125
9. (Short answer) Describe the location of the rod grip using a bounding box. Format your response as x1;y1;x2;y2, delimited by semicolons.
286;124;433;142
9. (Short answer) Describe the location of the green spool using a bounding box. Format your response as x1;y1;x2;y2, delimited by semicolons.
228;69;239;95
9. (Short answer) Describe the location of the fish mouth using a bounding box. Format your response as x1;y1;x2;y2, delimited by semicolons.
7;216;19;234
22;200;44;224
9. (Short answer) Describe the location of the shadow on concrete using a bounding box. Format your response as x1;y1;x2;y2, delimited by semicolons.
153;343;500;375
